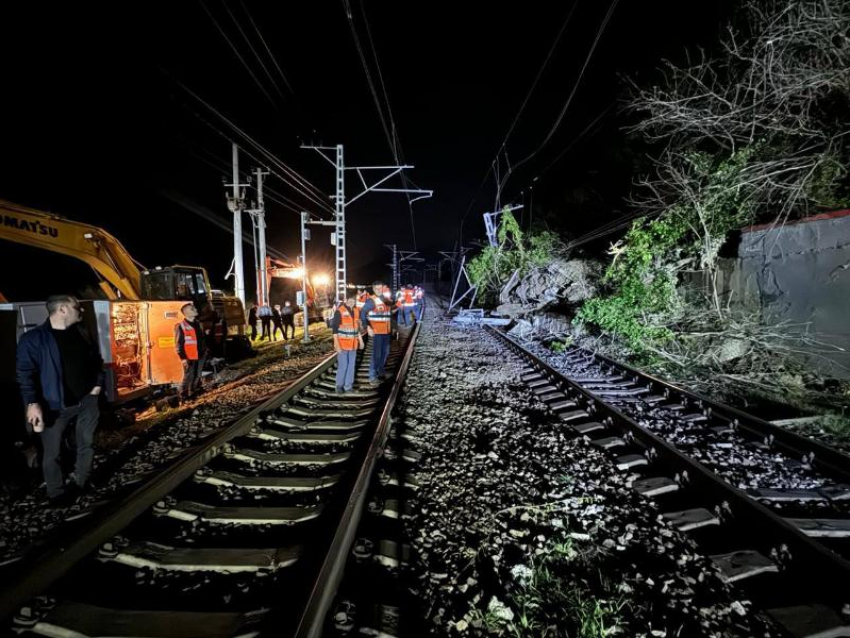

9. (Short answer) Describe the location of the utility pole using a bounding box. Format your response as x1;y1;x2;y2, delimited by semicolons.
333;145;346;304
224;143;251;307
388;244;398;291
299;211;311;343
483;204;524;248
246;166;270;307
303;143;432;303
385;245;422;291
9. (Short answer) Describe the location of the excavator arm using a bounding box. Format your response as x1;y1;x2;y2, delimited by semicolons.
0;200;143;300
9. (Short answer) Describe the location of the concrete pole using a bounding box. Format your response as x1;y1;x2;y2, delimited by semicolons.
254;167;269;307
300;211;311;344
232;143;246;307
334;144;346;303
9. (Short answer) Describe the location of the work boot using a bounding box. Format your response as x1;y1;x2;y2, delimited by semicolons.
47;487;78;509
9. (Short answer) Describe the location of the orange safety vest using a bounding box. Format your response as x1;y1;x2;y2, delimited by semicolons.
368;295;392;335
177;320;200;360
403;289;415;307
337;305;361;351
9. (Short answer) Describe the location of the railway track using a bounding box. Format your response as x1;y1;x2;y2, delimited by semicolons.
0;326;419;638
488;327;850;638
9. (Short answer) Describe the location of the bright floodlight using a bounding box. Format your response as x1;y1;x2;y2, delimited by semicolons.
312;272;331;287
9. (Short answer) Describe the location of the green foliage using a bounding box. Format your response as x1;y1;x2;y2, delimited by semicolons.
549;338;573;354
467;208;564;306
576;215;685;352
500;548;626;637
805;157;850;210
577;147;762;352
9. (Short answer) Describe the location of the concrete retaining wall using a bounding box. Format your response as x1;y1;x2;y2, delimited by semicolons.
684;210;850;378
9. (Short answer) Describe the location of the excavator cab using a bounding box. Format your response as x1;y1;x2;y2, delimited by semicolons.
140;266;210;310
140;265;248;357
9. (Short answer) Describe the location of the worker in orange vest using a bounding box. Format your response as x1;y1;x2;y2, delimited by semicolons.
330;290;365;393
398;285;416;326
356;288;369;309
361;281;393;385
174;302;208;401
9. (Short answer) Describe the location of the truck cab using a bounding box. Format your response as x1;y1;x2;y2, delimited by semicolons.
140;266;248;354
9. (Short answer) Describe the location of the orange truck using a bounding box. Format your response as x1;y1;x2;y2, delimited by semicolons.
0;199;248;403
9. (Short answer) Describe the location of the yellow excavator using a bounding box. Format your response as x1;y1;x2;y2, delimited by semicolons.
0;199;249;402
0;199;247;330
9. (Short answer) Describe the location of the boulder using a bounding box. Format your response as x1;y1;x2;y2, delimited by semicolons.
507;319;534;339
501;259;602;311
531;312;573;337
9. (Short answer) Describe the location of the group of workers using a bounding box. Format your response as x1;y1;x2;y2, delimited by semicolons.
13;282;425;507
329;282;425;393
247;301;296;341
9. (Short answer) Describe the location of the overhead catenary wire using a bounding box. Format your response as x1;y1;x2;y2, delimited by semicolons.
458;3;578;243
166;71;335;216
538;102;616;178
217;0;287;104
238;0;294;94
497;2;579;159
177;134;325;220
564;209;660;251
496;0;620;200
359;0;418;249
341;0;395;156
344;0;423;249
178;133;326;223
207;0;316;154
159;188;291;261
197;0;277;108
459;101;616;247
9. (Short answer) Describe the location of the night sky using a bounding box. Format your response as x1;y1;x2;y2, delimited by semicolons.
0;1;736;302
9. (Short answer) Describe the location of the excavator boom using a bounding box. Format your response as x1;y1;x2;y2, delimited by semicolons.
0;200;142;300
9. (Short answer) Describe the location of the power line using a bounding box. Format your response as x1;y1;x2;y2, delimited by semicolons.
197;0;276;107
458;3;578;242
498;2;578;156
497;0;620;199
238;0;294;94
538;102;616;178
360;0;399;158
217;0;287;103
159;188;291;261
344;0;422;249
166;71;335;216
564;209;658;251
341;0;395;155
177;130;328;224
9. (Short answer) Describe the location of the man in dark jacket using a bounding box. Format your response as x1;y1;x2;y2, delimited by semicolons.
272;304;284;341
281;300;296;340
16;295;104;506
174;302;208;401
247;304;258;341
